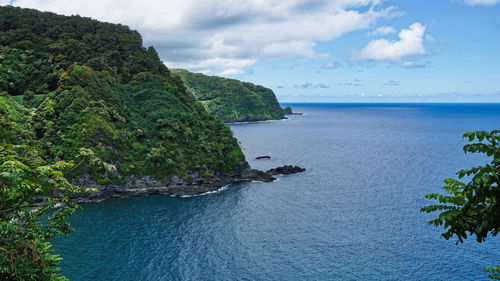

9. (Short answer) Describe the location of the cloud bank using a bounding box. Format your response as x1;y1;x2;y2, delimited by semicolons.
353;22;426;60
9;0;398;74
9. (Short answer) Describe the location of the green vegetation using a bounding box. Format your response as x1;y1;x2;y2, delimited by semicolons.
0;144;111;280
0;6;168;96
118;72;244;178
0;92;34;144
172;69;284;122
421;130;500;279
283;106;293;115
0;5;248;279
0;6;245;182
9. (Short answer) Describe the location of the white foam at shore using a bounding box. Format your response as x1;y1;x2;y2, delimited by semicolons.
178;179;275;198
178;184;231;198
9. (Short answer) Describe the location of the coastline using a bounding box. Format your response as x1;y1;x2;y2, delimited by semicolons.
73;163;304;203
224;116;288;124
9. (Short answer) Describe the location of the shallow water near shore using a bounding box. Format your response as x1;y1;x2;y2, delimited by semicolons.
51;103;500;280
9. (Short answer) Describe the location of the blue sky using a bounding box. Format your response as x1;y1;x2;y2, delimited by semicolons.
239;1;500;102
4;0;500;102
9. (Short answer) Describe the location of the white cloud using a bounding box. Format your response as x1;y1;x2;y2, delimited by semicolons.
322;61;339;69
367;25;396;36
402;61;417;67
401;60;428;68
294;82;330;89
10;0;399;75
459;0;500;6
171;57;257;76
353;22;426;60
0;0;12;5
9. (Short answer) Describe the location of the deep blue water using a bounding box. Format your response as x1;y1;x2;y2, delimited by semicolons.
52;103;500;280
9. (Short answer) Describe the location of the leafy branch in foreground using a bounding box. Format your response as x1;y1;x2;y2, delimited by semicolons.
0;144;110;280
485;266;500;280
421;130;500;279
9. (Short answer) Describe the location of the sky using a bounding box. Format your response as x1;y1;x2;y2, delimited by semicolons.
2;0;500;102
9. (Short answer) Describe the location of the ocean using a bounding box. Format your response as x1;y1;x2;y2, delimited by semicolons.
51;103;500;280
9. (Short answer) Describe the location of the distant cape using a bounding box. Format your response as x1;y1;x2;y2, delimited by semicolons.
172;69;285;123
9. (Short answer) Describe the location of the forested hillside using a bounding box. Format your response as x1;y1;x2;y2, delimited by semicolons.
0;6;245;182
172;69;284;122
0;6;168;95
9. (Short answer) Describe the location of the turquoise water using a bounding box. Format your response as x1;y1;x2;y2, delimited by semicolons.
52;103;500;280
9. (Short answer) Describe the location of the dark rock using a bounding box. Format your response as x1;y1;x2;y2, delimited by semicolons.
239;167;275;182
256;155;271;160
72;162;304;203
72;161;276;202
282;106;304;116
223;116;287;123
267;165;306;176
283;106;293;114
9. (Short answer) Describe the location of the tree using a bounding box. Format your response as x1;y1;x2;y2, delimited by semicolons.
23;90;35;107
0;144;110;280
421;130;500;279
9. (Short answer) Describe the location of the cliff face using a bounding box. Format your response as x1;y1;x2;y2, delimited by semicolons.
0;6;246;186
172;69;285;123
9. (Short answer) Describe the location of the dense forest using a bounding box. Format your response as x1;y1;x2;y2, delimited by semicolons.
0;6;168;95
172;69;284;122
0;5;245;182
0;6;251;279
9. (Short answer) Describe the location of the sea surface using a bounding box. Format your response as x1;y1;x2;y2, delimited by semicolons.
51;103;500;280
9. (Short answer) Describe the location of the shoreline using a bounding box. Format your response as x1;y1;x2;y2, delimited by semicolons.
224;116;288;124
73;163;304;203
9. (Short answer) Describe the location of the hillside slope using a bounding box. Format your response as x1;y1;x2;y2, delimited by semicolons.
172;69;284;122
0;6;246;187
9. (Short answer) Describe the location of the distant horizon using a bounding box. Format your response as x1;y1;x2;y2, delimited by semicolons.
278;101;500;104
279;101;500;104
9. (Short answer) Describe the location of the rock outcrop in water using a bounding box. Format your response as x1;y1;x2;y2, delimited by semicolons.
74;162;305;202
283;106;303;115
267;165;306;175
256;155;271;160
